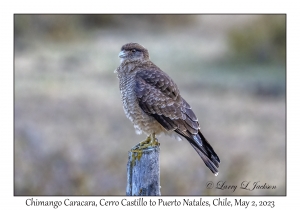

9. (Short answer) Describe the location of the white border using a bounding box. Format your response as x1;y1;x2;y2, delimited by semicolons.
2;0;298;208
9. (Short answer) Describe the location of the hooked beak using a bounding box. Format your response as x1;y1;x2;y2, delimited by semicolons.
118;50;126;58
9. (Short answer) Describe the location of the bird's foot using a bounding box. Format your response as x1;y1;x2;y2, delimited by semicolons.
138;133;160;149
139;135;151;147
131;133;160;165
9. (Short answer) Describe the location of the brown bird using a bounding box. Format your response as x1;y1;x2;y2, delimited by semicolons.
115;43;220;175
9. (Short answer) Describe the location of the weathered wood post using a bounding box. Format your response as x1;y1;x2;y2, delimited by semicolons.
126;143;161;196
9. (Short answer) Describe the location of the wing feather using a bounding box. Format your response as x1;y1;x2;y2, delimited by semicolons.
135;68;220;175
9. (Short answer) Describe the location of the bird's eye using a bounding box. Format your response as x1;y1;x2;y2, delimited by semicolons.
131;49;136;53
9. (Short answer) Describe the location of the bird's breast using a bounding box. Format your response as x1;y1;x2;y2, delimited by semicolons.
117;71;164;135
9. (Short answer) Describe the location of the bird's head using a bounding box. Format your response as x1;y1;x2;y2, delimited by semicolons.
119;43;150;63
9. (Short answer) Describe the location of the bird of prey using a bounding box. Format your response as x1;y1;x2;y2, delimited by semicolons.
115;43;220;175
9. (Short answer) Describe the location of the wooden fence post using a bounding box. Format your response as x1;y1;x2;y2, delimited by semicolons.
126;143;161;196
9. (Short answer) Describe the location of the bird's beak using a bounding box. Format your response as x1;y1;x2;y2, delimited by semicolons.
118;50;126;58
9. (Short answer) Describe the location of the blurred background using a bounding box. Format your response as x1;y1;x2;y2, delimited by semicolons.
14;14;286;195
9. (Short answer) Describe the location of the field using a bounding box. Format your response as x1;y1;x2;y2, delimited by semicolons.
14;15;286;195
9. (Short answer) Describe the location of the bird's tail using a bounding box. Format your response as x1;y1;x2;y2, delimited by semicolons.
188;130;220;176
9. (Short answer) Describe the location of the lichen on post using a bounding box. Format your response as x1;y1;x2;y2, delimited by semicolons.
126;142;161;196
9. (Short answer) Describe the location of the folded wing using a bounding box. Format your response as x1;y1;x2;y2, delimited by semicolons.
135;68;220;175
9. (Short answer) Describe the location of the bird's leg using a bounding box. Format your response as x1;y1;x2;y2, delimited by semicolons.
150;133;160;147
138;133;160;149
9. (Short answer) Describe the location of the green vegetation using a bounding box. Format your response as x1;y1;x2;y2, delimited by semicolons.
228;15;286;63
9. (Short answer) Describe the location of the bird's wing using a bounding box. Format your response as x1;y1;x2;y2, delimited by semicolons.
135;68;220;175
135;68;199;134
